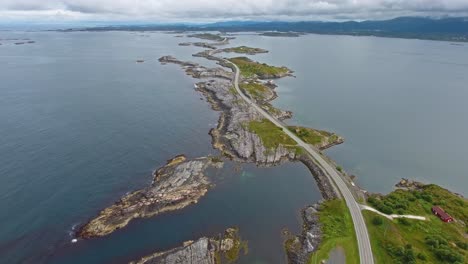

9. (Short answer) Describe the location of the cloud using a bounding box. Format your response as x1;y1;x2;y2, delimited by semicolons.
1;0;468;22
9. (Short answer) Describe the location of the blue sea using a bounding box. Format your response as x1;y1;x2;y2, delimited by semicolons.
1;31;467;263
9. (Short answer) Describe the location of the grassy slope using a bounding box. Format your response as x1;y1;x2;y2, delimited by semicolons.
247;119;296;149
229;57;289;78
366;185;467;263
224;46;268;54
309;199;360;264
188;33;224;41
240;81;270;101
288;126;341;147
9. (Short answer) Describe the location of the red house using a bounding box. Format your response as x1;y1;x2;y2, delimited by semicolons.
431;206;454;222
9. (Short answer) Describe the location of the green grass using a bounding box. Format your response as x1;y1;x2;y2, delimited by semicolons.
188;33;224;41
229;57;290;78
228;86;237;95
240;81;270;101
223;46;268;54
309;199;360;264
261;102;282;116
363;211;406;263
247;119;296;149
223;228;248;263
365;185;467;263
288;126;342;148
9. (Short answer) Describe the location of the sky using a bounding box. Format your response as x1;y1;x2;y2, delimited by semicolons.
1;0;468;23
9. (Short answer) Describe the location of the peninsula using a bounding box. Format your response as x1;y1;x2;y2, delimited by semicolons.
78;155;223;238
73;32;468;264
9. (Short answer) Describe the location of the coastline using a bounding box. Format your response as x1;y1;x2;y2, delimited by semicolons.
76;33;348;263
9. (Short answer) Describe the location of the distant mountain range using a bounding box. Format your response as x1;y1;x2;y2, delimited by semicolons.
74;17;468;42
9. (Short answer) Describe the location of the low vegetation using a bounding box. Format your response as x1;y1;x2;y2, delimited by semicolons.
229;57;290;78
365;185;467;263
222;46;268;54
222;228;248;263
309;199;359;264
288;126;343;149
188;33;224;41
260;32;302;37
247;119;296;149
240;81;271;101
260;102;283;116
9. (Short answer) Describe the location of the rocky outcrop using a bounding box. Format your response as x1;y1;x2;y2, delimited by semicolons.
186;66;233;80
298;155;338;200
77;155;223;238
130;228;248;264
177;42;218;49
318;137;345;150
220;46;269;55
193;42;217;49
196;80;297;165
160;56;298;165
158;56;198;67
287;126;344;151
285;204;322;264
159;56;233;80
395;178;426;190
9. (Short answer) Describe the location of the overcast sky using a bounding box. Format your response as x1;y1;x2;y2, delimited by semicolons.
1;0;468;23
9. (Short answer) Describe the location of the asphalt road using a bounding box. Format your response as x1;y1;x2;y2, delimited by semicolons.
226;59;375;264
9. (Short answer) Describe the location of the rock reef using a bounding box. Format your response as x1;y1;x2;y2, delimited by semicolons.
220;46;269;55
77;155;223;238
285;204;322;264
159;56;233;80
197;80;298;165
160;55;298;165
130;228;248;264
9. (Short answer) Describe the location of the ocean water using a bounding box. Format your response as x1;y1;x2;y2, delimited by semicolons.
0;31;319;263
229;34;468;195
1;31;467;263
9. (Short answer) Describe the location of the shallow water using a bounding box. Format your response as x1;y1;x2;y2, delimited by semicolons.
0;31;320;263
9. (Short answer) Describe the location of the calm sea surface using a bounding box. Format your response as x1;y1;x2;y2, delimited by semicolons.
0;31;467;263
0;31;319;263
229;34;468;195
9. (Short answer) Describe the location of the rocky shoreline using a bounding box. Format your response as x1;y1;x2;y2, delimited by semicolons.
159;52;341;186
158;39;344;263
160;55;299;165
285;204;322;264
77;155;223;238
77;35;344;263
129;228;247;264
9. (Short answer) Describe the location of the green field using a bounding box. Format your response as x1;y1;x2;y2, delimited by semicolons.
239;81;271;101
188;33;224;41
247;119;296;150
229;57;290;78
309;199;360;264
288;126;342;148
223;46;268;54
365;185;467;263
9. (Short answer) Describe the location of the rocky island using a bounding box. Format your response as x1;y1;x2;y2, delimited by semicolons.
259;32;303;37
221;46;268;55
188;33;226;41
130;228;248;264
77;155;223;238
228;57;293;79
77;34;346;264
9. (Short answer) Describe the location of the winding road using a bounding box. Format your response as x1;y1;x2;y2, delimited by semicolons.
225;59;375;264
